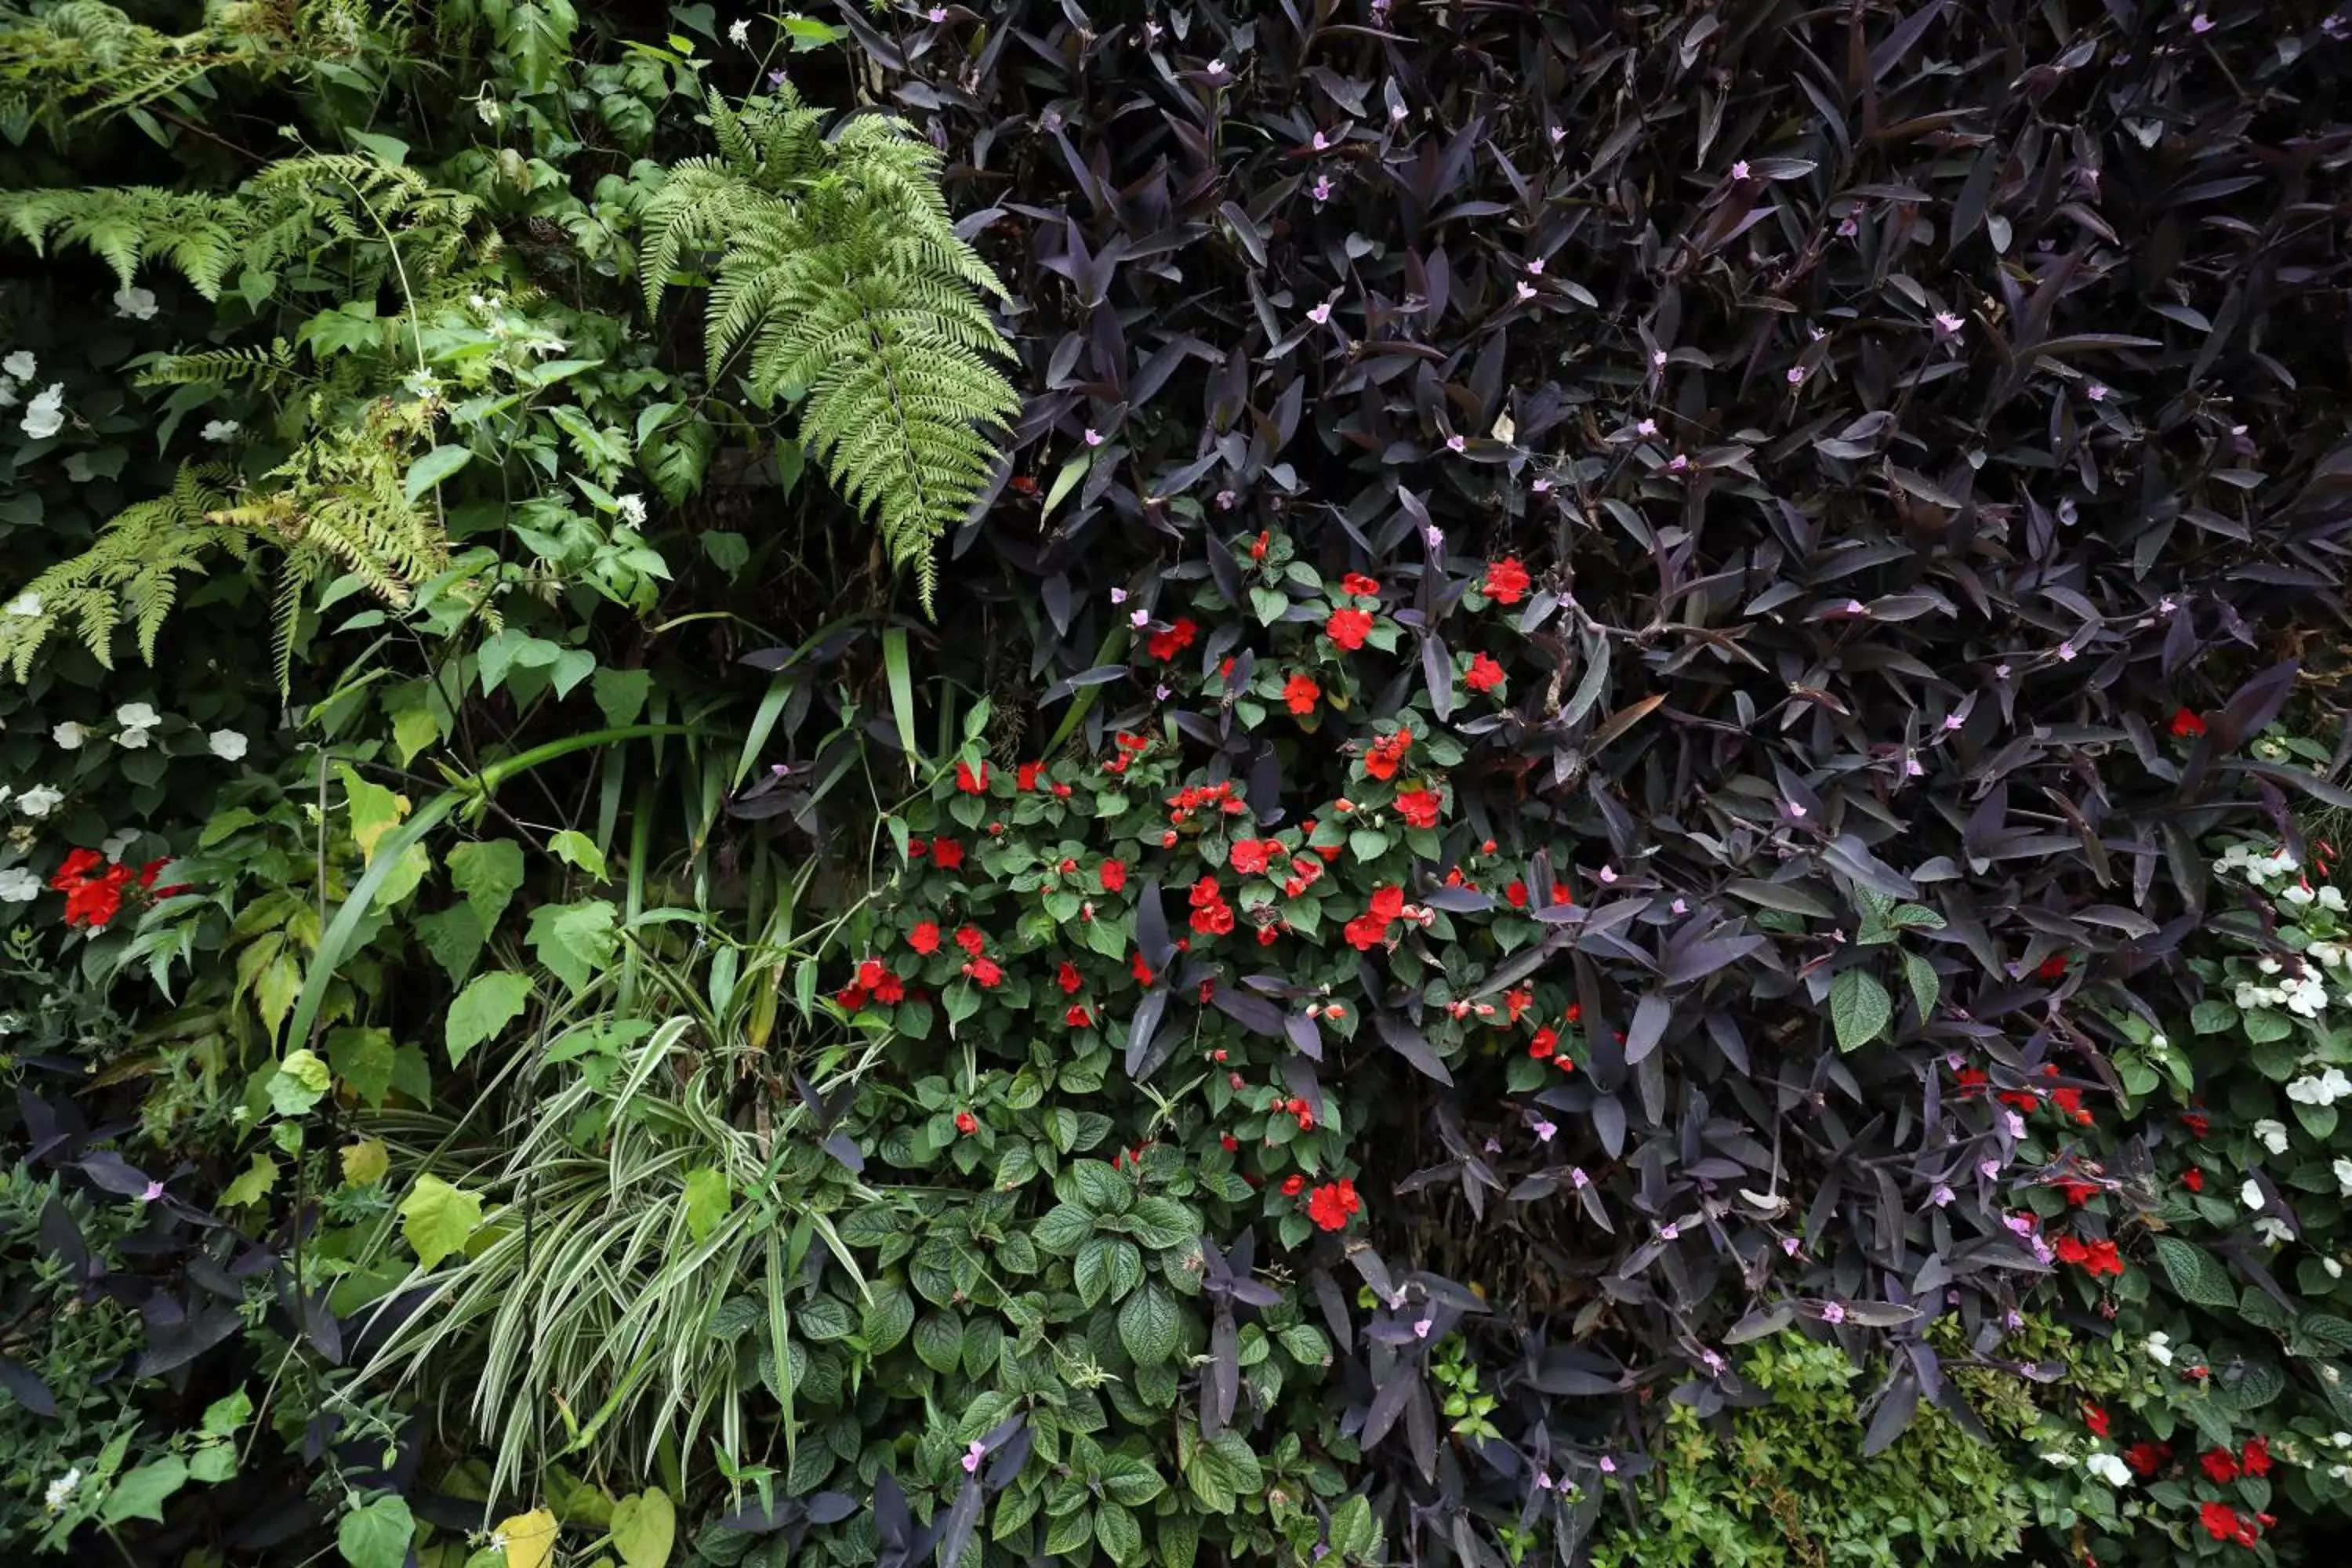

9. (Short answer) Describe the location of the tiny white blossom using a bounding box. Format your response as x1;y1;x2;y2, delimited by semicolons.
475;96;503;126
2329;1257;2346;1279
208;728;249;761
728;17;750;43
51;721;85;750
2143;1331;2173;1367
199;419;240;441
115;702;159;730
2;350;33;379
15;784;63;818
615;492;648;525
118;726;151;750
2242;1178;2266;1210
2255;1216;2295;1246
42;1467;81;1513
21;383;65;441
0;866;39;902
113;285;159;321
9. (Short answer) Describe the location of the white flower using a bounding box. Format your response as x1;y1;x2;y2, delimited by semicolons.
2325;886;2348;913
728;17;750;43
2336;1158;2352;1197
2243;1178;2266;1210
0;866;39;902
42;1466;81;1513
2255;1216;2295;1246
2149;1032;2168;1049
2329;1257;2346;1279
402;368;442;401
2288;1068;2352;1105
208;728;248;761
2085;1452;2133;1487
2287;882;2317;906
475;96;502;125
100;829;137;863
2258;956;2282;975
5;591;41;617
15;784;60;818
2143;1331;2173;1367
2;350;33;379
2039;1450;2075;1468
615;492;648;525
2256;1118;2290;1154
199;419;240;441
51;721;85;750
117;726;151;750
113;285;158;321
114;702;159;730
21;383;65;441
2285;975;2332;1016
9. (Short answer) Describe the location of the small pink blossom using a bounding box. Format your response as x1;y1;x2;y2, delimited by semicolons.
1516;281;1536;301
1820;1301;1846;1324
1130;607;1150;629
1668;452;1690;472
1905;758;1924;777
2086;383;2107;401
962;1439;985;1473
1837;215;1859;237
2056;641;2077;662
1308;302;1331;325
1110;586;1128;604
1671;897;1687;915
1423;524;1444;548
1206;58;1227;76
1943;712;1964;731
1526;258;1544;275
2190;13;2213;32
1548;125;1566;143
1570;1167;1590;1188
1786;799;1807;818
1636;418;1657;437
1446;434;1467;453
1934;310;1964;336
1980;1158;2002;1178
1084;427;1105;447
1651;349;1668;367
1597;865;1618;884
927;5;948;21
1312;176;1334;201
1730;159;1751;180
1599;1456;1617;1474
1312;131;1330;151
1414;1316;1435;1338
1781;1236;1801;1255
1787;365;1806;384
1931;1183;1955;1206
1845;599;1864;614
1534;1119;1557;1142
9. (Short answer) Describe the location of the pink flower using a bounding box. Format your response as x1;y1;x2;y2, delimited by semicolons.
1516;281;1536;300
2057;641;2077;662
1526;258;1544;275
1636;418;1657;436
1308;301;1330;325
1820;1301;1846;1324
2086;383;2107;401
1668;453;1689;472
1787;365;1806;384
1651;349;1668;367
962;1439;985;1473
1312;176;1333;201
1084;427;1105;447
2190;13;2213;31
1129;607;1149;628
1446;434;1467;453
1934;310;1964;336
1730;159;1750;180
1312;131;1330;151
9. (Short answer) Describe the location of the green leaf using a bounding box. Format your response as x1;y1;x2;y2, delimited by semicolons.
681;1167;731;1243
914;1312;965;1374
220;1152;277;1207
326;1026;397;1108
861;1284;915;1354
447;839;527;931
1070;1159;1132;1214
337;1495;417;1568
404;444;474;502
446;971;534;1066
268;1047;332;1116
414;904;485;987
2190;999;2238;1035
593;666;653;727
100;1457;188;1526
528;899;619;994
1118;1281;1181;1367
1033;1203;1095;1254
1076;1236;1143;1308
1830;968;1893;1052
400;1174;483;1272
2151;1235;2238;1308
1095;1501;1144;1566
547;829;610;881
2242;1007;2293;1044
1901;949;1939;1022
608;1489;676;1568
1043;1504;1095;1557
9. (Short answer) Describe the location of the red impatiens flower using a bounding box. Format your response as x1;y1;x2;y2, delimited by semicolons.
1131;952;1156;986
1147;617;1198;661
1364;728;1413;781
955;1110;978;1134
1057;961;1083;995
2200;1502;2242;1543
2183;1167;2205;1192
1465;651;1506;693
909;920;942;955
1326;608;1374;650
1340;572;1380;597
964;956;1004;988
835;985;869;1011
2202;1447;2241;1490
873;971;905;1004
1099;858;1128;892
2036;953;2071;981
931;838;965;870
1280;1174;1305;1196
2057;1178;2100;1207
2171;706;2207;739
59;862;133;930
1504;880;1529;909
956;925;986;956
2183;1112;2209;1139
857;957;888;990
2242;1436;2271;1476
2084;1403;2111;1438
1018;760;1044;791
1344;885;1407;951
956;759;989;793
1529;1027;1559;1060
1395;787;1443;829
1305;1178;1362;1232
1283;672;1322;715
1189;875;1235;935
2054;1236;2124;1276
1483;556;1532;604
1065;1004;1094;1027
49;848;103;887
2123;1442;2169;1477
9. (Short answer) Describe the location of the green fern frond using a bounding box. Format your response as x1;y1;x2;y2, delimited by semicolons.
135;341;301;389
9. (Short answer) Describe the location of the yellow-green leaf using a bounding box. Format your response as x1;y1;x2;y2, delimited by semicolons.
220;1152;278;1207
681;1167;731;1243
400;1174;482;1272
609;1488;677;1568
340;1138;390;1187
336;764;411;863
495;1508;560;1568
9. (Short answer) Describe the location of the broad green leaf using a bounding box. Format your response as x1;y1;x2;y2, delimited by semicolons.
327;1026;397;1107
1033;1203;1094;1254
528;899;619;994
446;971;534;1066
1070;1159;1132;1214
593;666;653;728
220;1152;277;1207
2152;1235;2238;1308
268;1047;332;1116
1095;1501;1144;1566
1830;967;1893;1052
340;1139;390;1188
1044;1504;1095;1557
1900;949;1939;1022
1118;1281;1181;1367
914;1312;964;1374
548;828;609;880
414;904;485;987
337;1495;416;1568
2190;999;2238;1035
335;764;410;863
447;839;526;931
608;1489;676;1568
681;1167;731;1242
861;1284;915;1354
401;1174;483;1272
100;1457;188;1526
403;443;474;501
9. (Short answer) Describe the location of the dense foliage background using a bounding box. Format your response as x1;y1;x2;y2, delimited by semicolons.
6;2;2352;1567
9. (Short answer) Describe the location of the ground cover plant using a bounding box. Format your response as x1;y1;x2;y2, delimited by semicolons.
4;2;2352;1568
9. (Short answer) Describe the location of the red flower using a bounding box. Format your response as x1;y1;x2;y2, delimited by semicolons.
1147;617;1198;661
1018;760;1044;791
1504;880;1529;908
135;858;165;890
1250;529;1270;561
857;957;887;990
2202;1448;2242;1486
956;925;985;956
2057;1178;2099;1207
2199;1502;2241;1543
61;866;130;929
1219;1133;1239;1152
1529;1028;1558;1060
1230;839;1273;876
932;838;965;870
49;848;103;888
1283;673;1321;715
1131;952;1156;985
956;759;989;793
2123;1442;2168;1477
1280;1174;1305;1196
873;972;905;1004
2084;1403;2111;1438
2183;1112;2209;1139
1341;572;1380;597
1326;608;1374;650
1066;1004;1094;1027
909;920;941;955
2171;707;2207;739
1551;880;1574;907
1365;728;1413;781
1395;788;1443;829
964;956;1004;988
1192;900;1235;936
1465;652;1506;693
1504;985;1534;1023
1086;858;1123;895
2241;1436;2270;1476
1483;557;1532;604
955;1110;978;1134
835;985;869;1011
2036;953;2070;981
1305;1178;1362;1232
2183;1167;2204;1192
2082;1239;2123;1276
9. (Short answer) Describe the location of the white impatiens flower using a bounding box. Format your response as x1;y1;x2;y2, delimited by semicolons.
112;285;158;321
2143;1330;2174;1367
15;784;62;818
2242;1178;2267;1210
21;383;65;440
5;591;40;617
208;728;248;761
2084;1452;2133;1487
100;829;138;864
614;492;648;525
2255;1216;2296;1247
2285;974;2332;1017
0;866;40;902
2292;1067;2352;1105
199;419;240;441
728;16;750;43
2325;886;2349;913
114;701;159;731
2336;1158;2352;1197
2255;1117;2291;1154
42;1466;81;1513
2;350;34;379
2285;882;2318;906
51;721;85;750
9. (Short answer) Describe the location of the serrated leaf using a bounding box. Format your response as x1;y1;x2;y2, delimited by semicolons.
1830;967;1893;1052
1901;949;1939;1022
1095;1500;1145;1565
527;899;619;994
915;1312;965;1374
447;839;526;931
2151;1235;2238;1308
327;1025;397;1107
339;1138;389;1188
1119;1281;1181;1367
446;971;533;1066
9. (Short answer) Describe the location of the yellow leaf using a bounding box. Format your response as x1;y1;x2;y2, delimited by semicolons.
495;1508;560;1568
336;763;412;863
609;1488;676;1568
339;1138;390;1187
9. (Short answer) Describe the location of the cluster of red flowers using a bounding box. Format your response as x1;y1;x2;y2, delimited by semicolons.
835;954;910;1011
2200;1501;2275;1548
2053;1233;2124;1276
1483;557;1531;604
1344;885;1409;952
1102;731;1153;777
2201;1436;2271;1483
49;849;172;931
906;836;965;870
1146;617;1198;662
955;760;989;793
2122;1439;2171;1476
1338;572;1379;597
1305;1178;1360;1232
1394;786;1443;829
1167;779;1247;823
1363;728;1413;781
1464;652;1505;693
